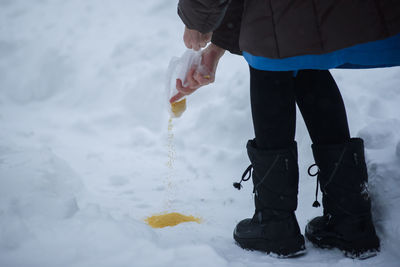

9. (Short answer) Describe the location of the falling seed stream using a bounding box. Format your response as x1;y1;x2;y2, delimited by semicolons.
146;100;201;228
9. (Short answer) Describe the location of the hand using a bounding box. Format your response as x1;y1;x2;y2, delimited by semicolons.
183;26;212;51
170;43;225;103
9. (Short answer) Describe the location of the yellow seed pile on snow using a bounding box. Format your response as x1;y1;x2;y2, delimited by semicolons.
145;212;201;228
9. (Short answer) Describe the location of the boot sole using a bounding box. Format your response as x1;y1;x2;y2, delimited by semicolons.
234;234;306;258
305;231;380;259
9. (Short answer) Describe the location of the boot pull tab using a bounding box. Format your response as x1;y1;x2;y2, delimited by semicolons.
308;164;321;208
353;153;359;165
233;164;253;190
285;158;289;171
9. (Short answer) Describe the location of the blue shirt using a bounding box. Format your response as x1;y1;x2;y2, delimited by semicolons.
244;33;400;71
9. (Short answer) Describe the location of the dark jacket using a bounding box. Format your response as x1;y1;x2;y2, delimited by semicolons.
178;0;400;59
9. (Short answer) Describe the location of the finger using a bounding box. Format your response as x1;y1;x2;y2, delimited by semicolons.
202;33;212;43
191;32;201;50
176;78;187;92
170;91;185;103
184;38;192;49
192;43;201;51
185;68;200;88
194;71;212;85
183;28;192;49
184;37;192;49
176;78;196;95
185;42;192;49
200;42;207;48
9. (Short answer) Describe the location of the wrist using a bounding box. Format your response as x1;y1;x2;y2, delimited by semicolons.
208;43;225;58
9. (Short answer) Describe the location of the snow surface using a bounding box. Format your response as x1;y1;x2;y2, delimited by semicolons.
1;1;400;266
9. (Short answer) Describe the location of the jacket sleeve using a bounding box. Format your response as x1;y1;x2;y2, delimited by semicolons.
211;0;243;55
178;0;231;33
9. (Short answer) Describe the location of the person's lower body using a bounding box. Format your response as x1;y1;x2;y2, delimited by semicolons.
233;66;379;258
249;67;350;149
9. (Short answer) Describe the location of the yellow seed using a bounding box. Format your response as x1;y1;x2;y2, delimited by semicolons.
171;98;186;118
203;75;211;79
145;212;201;228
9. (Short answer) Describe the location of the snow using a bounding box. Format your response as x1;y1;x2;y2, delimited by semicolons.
1;0;400;266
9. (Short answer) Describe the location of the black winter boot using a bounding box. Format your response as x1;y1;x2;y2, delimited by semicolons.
233;140;306;257
305;138;380;259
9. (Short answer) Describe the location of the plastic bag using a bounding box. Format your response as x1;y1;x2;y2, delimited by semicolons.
165;49;202;118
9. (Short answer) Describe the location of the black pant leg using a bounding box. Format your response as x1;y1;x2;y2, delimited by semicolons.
249;66;296;149
294;70;351;145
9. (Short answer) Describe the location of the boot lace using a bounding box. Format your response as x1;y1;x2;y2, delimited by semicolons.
233;164;253;190
233;155;281;191
308;164;321;207
308;146;348;208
